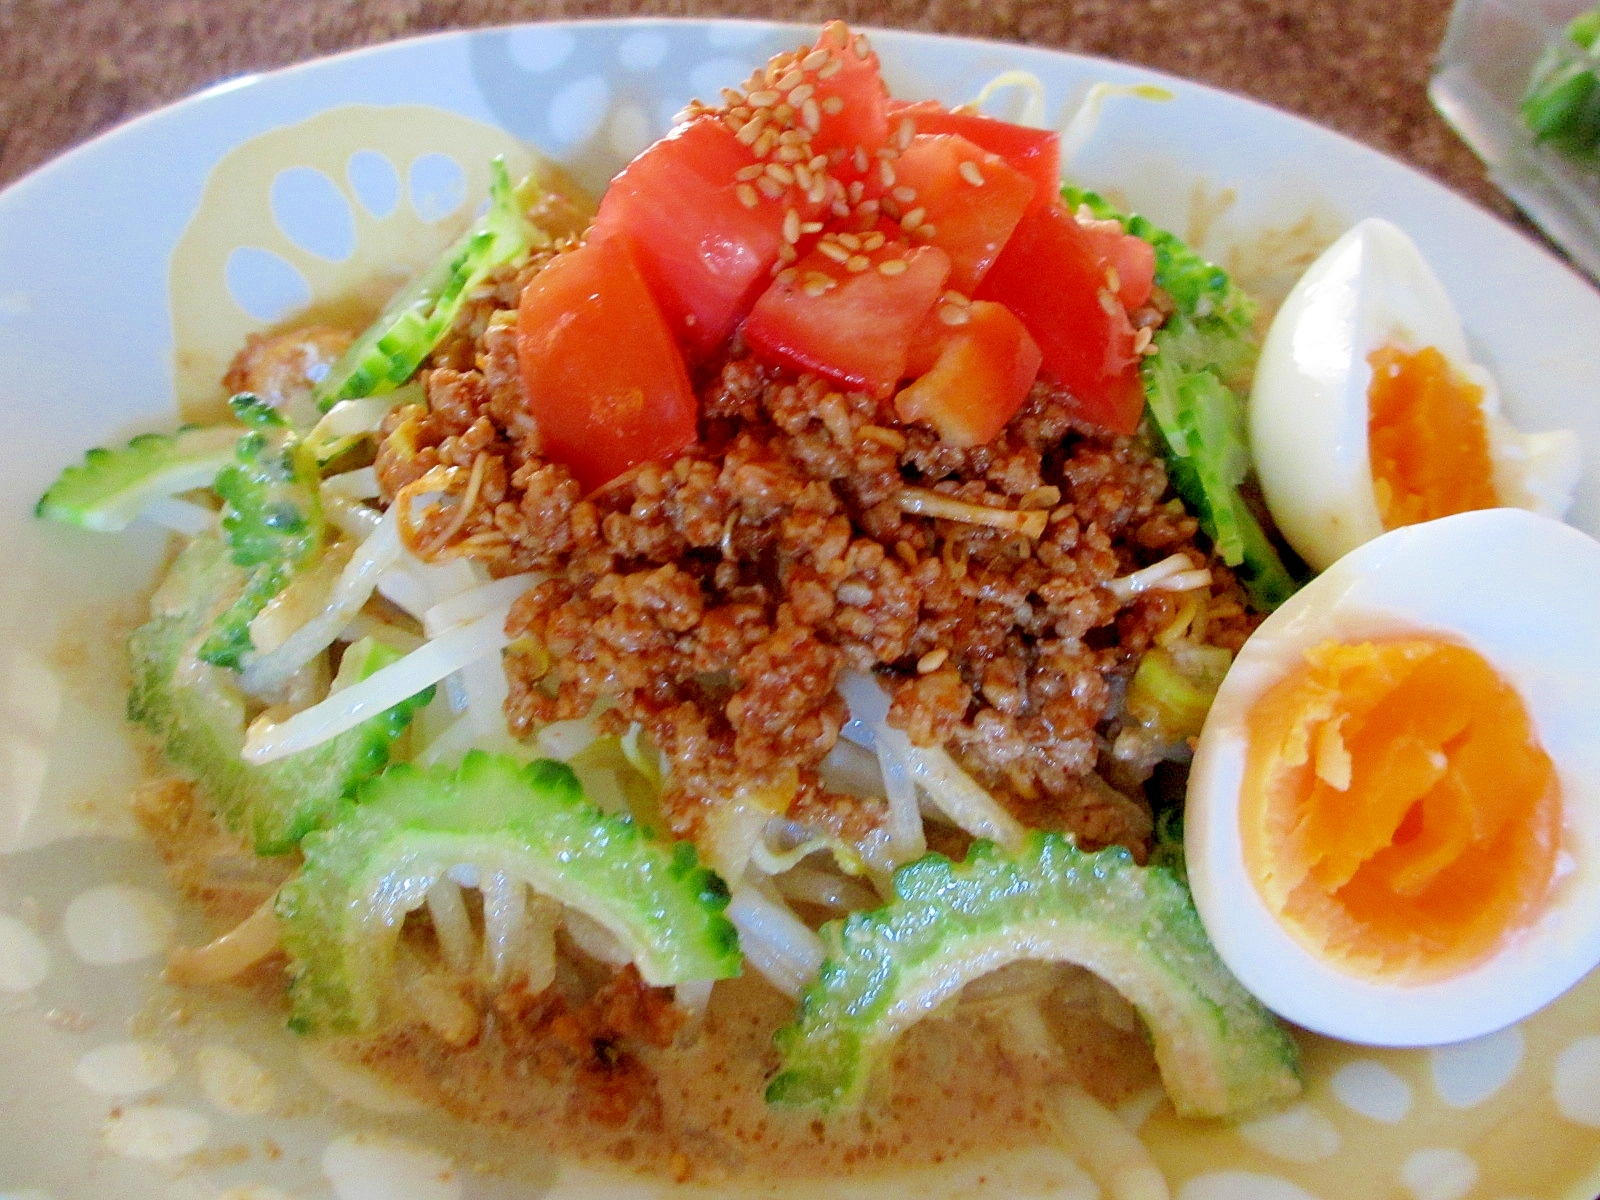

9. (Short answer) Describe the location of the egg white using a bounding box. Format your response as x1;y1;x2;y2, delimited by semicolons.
1248;218;1581;573
1185;508;1600;1045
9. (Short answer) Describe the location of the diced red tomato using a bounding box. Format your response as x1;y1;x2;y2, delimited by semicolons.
743;242;951;398
889;100;1061;210
589;117;799;361
516;236;698;493
1077;216;1156;311
889;134;1035;293
895;300;1042;446
975;201;1145;434
806;20;892;167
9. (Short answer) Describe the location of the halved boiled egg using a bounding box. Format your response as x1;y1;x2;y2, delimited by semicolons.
1249;218;1580;572
1185;508;1600;1045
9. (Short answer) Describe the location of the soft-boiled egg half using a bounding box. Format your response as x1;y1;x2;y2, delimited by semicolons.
1186;508;1600;1045
1249;218;1581;572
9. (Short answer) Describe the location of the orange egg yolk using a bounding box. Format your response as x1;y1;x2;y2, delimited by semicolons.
1241;638;1559;981
1367;344;1500;529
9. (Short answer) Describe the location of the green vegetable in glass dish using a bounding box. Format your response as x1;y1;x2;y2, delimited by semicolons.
1521;4;1600;167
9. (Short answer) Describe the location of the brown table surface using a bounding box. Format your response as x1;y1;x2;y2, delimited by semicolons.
0;0;1506;217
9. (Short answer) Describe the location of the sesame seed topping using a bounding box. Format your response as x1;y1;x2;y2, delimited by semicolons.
1098;289;1121;316
808;179;829;205
895;117;916;150
879;159;897;187
836;232;861;251
748;89;781;107
916;223;937;239
917;648;949;673
776;143;807;163
821;95;845;116
721;87;743;106
1133;326;1154;355
803;48;831;71
937;303;970;326
958;160;985;186
940;290;969;306
831;199;851;218
845;254;871;272
765;162;796;185
737;183;760;209
777;267;800;285
802;273;837;297
735;163;765;182
852;145;870;174
877;258;909;276
788;82;815;106
756;175;785;199
783;208;802;243
777;242;799;265
802;98;822;132
900;206;927;230
818;57;844;80
736;116;766;145
861;231;886;251
891;186;917;204
853;34;871;58
817;240;851;263
777;69;805;92
801;220;824;234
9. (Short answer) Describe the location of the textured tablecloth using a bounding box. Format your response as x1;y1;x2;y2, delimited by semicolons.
0;0;1502;217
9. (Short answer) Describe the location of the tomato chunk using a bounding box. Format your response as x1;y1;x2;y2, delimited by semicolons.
890;133;1036;293
895;300;1043;446
889;101;1062;210
1077;216;1156;311
806;20;892;168
975;201;1145;434
589;117;796;360
516;237;697;492
743;241;951;398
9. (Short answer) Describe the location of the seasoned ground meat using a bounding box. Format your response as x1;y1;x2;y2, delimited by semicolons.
375;286;1256;863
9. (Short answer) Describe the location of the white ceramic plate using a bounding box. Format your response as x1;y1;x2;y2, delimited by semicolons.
3;19;1599;1200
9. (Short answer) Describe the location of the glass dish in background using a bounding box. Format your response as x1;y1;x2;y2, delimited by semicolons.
1431;0;1600;283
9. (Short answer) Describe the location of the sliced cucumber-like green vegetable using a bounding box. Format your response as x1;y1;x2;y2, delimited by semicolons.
35;424;239;532
1065;187;1300;611
312;158;548;410
199;394;326;669
768;834;1300;1119
130;535;428;855
1521;5;1600;165
277;750;741;1035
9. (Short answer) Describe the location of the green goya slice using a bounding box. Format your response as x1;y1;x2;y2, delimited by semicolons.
35;424;239;532
768;834;1301;1120
1521;5;1600;165
1065;187;1300;611
276;750;742;1036
311;157;547;410
199;394;326;669
130;534;428;855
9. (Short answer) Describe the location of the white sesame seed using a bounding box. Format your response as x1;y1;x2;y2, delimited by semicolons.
808;180;829;205
900;206;927;230
788;82;815;106
892;185;917;204
1133;326;1154;355
776;143;807;163
1098;289;1121;316
847;180;865;204
856;198;880;218
802;274;836;297
777;267;800;285
1105;266;1121;294
803;48;831;71
783;208;802;243
917;648;949;673
895;117;916;150
777;242;799;265
721;87;743;106
802;98;822;132
801;220;824;234
877;258;909;276
777;69;805;92
852;145;870;173
845;254;870;273
757;175;785;199
818;57;843;80
917;223;937;239
941;290;969;306
749;89;781;108
861;231;886;251
836;232;861;251
737;183;760;209
735;163;765;181
853;34;871;58
765;162;795;185
958;159;985;186
755;128;779;157
817;240;851;263
879;159;897;187
808;154;829;171
736;115;766;145
822;95;845;116
937;303;970;326
831;199;851;218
